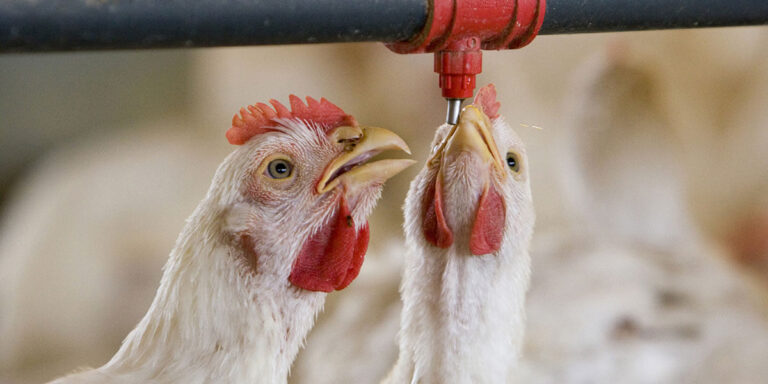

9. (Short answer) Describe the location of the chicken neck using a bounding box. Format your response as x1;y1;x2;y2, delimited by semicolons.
386;189;531;384
98;197;325;383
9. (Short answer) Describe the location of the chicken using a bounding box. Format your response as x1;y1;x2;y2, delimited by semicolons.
47;96;414;383
518;48;768;383
385;84;535;383
556;49;694;251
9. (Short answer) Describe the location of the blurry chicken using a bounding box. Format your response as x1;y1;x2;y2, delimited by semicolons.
556;47;693;251
385;85;535;383
46;96;413;383
520;48;768;383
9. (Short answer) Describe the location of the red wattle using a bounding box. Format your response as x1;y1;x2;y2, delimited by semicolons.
470;182;506;255
289;197;368;292
337;222;369;290
422;174;454;248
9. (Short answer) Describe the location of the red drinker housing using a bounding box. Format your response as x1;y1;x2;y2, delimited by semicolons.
387;0;546;101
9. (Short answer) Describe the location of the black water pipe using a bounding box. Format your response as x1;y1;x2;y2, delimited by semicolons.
0;0;428;52
1;0;767;53
540;0;768;34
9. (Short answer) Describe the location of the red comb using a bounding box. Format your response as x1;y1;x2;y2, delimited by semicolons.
226;95;358;145
473;84;500;119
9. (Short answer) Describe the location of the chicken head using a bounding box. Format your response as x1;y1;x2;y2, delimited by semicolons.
223;96;415;292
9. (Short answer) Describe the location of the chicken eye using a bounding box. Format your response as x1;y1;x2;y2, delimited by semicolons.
506;152;520;173
267;159;293;179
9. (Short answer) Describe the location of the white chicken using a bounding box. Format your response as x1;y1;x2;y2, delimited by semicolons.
384;85;535;383
45;96;414;383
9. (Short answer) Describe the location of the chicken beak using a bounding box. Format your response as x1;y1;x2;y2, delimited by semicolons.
443;105;506;175
317;126;415;194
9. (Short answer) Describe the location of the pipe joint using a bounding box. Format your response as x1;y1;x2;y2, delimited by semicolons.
387;0;546;99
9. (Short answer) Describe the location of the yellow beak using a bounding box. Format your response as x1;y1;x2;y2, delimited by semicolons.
317;126;415;194
440;105;506;175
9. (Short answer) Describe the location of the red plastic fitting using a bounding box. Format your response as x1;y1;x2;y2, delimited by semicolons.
387;0;546;99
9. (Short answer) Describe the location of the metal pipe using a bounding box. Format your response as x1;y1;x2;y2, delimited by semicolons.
1;0;767;52
0;0;428;52
541;0;768;34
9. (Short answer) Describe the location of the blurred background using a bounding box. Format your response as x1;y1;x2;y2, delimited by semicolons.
1;27;767;383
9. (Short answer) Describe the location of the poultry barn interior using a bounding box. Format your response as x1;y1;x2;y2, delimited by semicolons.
1;24;768;383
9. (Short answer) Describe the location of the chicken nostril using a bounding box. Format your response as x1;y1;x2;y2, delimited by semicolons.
330;125;364;145
342;141;358;152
